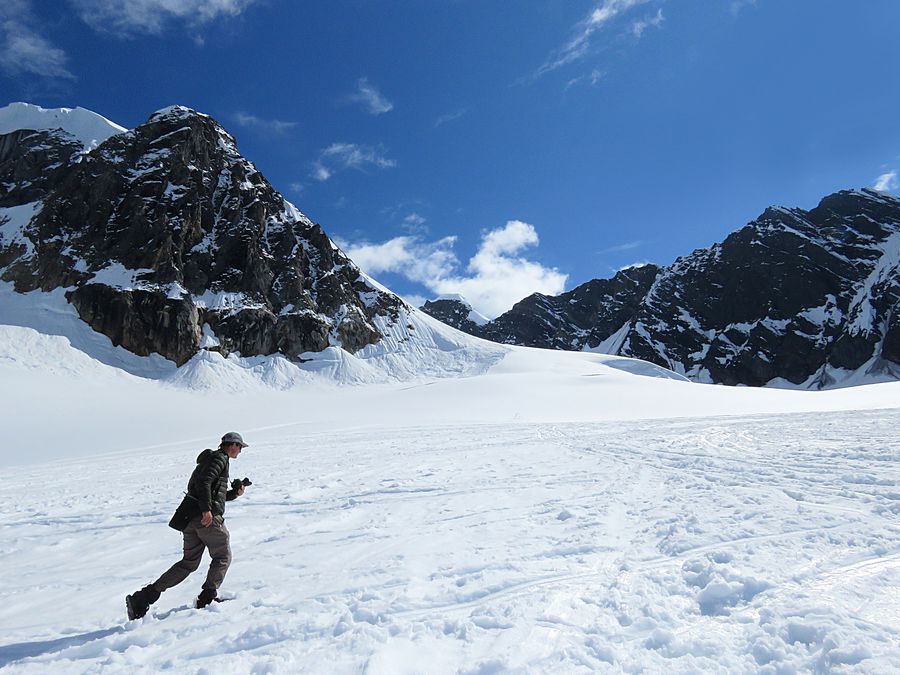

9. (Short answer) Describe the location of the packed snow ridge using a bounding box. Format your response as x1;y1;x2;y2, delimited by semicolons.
0;102;126;150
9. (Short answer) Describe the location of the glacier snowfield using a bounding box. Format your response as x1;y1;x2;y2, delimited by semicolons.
1;409;898;673
1;294;899;673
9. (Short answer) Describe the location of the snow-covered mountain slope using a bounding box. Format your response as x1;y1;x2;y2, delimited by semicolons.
0;102;126;150
423;190;900;390
0;279;506;388
2;276;898;465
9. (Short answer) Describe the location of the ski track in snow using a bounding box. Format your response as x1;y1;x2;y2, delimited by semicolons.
0;410;898;673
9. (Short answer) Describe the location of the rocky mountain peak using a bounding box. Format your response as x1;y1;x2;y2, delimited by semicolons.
420;294;489;332
0;105;405;365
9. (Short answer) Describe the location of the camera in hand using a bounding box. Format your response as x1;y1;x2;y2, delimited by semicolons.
231;477;252;491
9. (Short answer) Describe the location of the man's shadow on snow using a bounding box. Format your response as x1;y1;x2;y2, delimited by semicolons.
0;626;125;667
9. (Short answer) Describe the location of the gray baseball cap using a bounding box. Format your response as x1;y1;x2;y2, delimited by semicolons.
221;432;249;448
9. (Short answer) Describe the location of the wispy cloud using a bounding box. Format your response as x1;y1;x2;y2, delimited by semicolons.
434;108;468;128
565;68;605;90
232;111;298;135
69;0;260;37
536;0;652;78
0;0;75;80
631;8;664;38
600;240;643;253
346;77;393;115
2;0;260;82
873;170;898;193
312;142;396;181
730;0;758;16
400;212;428;234
378;200;431;233
341;220;568;318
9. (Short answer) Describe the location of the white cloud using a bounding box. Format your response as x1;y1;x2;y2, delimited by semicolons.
347;77;393;115
631;8;664;38
232;111;298;135
342;220;568;319
477;219;539;258
0;0;75;80
339;235;458;286
69;0;259;36
312;142;396;181
873;170;898;193
435;221;568;317
537;0;651;77
434;108;468;128
600;240;643;253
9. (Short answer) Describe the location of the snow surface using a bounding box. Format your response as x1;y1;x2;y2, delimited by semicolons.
0;102;126;150
1;283;899;672
0;202;41;256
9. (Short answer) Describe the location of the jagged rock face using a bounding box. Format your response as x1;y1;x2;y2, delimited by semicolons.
421;265;659;350
0;129;84;208
0;106;403;365
66;284;202;364
481;265;660;349
419;298;482;336
620;190;900;386
421;189;900;388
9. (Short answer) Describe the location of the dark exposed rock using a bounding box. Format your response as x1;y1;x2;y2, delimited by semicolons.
421;189;900;388
482;264;660;350
420;298;482;336
423;265;660;351
0;105;405;364
0;129;83;207
67;284;201;365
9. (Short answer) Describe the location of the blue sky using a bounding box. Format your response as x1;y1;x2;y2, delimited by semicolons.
2;0;899;317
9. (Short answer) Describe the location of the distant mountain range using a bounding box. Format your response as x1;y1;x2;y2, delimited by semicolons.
2;102;898;389
422;189;900;388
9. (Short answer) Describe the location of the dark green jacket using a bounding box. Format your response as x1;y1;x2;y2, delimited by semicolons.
187;449;238;515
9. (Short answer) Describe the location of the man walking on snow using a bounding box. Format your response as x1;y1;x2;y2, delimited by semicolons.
126;432;250;620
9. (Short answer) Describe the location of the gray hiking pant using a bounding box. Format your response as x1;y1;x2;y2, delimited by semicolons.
153;514;232;593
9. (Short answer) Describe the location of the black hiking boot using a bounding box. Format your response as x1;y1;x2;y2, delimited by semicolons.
196;588;217;609
126;584;160;620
